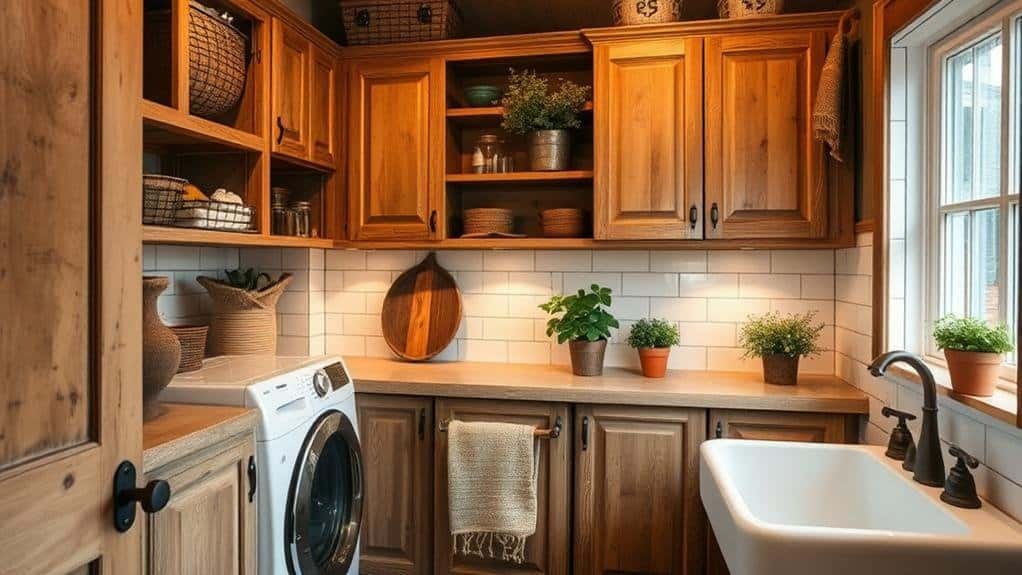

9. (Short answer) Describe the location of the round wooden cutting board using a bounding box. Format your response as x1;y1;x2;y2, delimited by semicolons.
381;252;463;361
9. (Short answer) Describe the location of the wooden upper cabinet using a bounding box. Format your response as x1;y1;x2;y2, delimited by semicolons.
310;43;337;167
435;399;571;575
704;30;829;239
356;395;433;575
575;405;707;575
709;409;853;443
347;57;444;241
271;18;311;159
593;38;704;240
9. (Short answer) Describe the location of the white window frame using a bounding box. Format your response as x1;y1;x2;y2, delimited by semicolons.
926;1;1021;384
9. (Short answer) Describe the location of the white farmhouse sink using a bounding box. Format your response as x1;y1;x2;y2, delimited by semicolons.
700;440;1022;575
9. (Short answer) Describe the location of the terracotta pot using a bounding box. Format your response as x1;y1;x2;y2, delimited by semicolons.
637;347;671;378
944;349;1002;397
568;339;607;376
762;354;799;386
142;276;181;421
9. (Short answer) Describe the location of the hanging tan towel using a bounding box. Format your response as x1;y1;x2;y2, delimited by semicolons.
813;30;848;162
447;420;539;564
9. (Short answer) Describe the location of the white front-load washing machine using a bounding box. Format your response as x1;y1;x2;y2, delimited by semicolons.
163;355;362;575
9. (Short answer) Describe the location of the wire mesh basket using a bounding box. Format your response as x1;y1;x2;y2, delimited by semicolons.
175;200;255;231
340;0;461;45
143;174;187;225
188;1;248;117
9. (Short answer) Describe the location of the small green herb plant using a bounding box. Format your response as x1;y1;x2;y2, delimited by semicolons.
224;268;272;291
740;311;824;359
627;318;681;349
539;285;620;344
501;69;591;135
933;315;1014;354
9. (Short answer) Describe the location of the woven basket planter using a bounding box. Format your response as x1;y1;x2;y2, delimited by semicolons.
197;274;292;355
170;325;209;372
718;0;784;18
463;208;514;236
612;0;681;26
340;0;461;45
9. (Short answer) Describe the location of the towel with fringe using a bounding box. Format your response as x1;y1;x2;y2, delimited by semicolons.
813;29;848;161
447;420;539;564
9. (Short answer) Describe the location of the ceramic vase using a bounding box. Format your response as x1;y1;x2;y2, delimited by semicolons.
142;276;181;420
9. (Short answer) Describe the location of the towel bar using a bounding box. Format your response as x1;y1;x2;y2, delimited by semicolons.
439;415;562;439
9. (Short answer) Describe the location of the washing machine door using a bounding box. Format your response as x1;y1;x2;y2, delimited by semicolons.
286;410;363;575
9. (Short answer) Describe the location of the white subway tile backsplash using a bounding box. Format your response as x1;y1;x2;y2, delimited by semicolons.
462;294;509;317
622;273;679;297
650;298;708;322
535;250;592;272
771;250;834;274
326;250;366;270
706;298;770;323
608;296;651;321
801;274;835;300
709;251;770;273
563;272;621;294
706;347;760;372
986;427;1022;486
594;251;650;272
156;245;202;271
343;270;392;292
326;292;365;314
282;248;309;270
436;250;484;271
679;273;739;298
739;274;801;299
240;247;282;270
366;250;416;270
483;250;534;271
679;322;737;347
650;251;707;273
835;274;872;306
508;341;551;365
483;318;535;341
343;314;383;337
460;340;508;363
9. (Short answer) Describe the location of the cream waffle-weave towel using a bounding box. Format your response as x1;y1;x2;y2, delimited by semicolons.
813;30;848;162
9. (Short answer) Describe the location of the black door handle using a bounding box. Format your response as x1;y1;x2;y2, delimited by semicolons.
247;455;257;503
276;116;285;145
113;461;171;532
688;205;698;230
581;416;590;451
429;210;438;233
715;421;723;439
710;202;719;229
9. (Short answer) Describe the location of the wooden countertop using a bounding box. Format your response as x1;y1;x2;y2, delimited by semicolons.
347;358;869;415
143;403;258;472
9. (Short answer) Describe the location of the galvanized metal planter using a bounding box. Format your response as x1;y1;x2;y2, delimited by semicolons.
529;129;571;171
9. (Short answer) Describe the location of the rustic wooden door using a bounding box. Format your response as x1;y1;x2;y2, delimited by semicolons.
709;409;854;443
0;1;143;573
593;38;704;240
575;405;707;575
435;399;571;575
704;30;829;239
347;57;444;241
309;42;337;168
271;18;311;159
356;395;434;575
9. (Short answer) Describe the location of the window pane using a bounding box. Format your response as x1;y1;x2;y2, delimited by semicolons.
974;36;1002;200
970;208;1000;324
1009;203;1018;366
943;211;969;317
946;48;975;204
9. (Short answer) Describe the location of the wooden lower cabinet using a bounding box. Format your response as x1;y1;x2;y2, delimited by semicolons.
435;398;572;575
357;394;435;575
574;405;707;575
143;432;257;575
705;409;858;575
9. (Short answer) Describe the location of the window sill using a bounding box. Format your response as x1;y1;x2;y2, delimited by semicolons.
886;361;1018;426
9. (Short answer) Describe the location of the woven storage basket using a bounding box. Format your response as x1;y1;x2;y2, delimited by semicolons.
143;175;187;225
612;0;681;26
340;0;461;45
170;325;208;373
718;0;784;18
463;208;514;236
540;208;585;238
197;274;292;355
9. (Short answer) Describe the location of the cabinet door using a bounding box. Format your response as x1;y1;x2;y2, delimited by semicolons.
357;395;434;575
145;435;257;575
347;57;444;240
271;18;310;159
704;31;828;239
709;409;853;443
593;38;704;240
435;399;571;575
309;43;337;167
575;405;707;575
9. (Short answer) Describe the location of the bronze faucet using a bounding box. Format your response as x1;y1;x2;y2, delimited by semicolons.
868;351;945;487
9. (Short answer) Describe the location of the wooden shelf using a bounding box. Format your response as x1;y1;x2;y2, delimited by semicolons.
446;170;593;184
143;225;334;248
446;102;592;125
142;99;265;153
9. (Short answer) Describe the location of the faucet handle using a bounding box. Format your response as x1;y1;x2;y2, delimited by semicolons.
941;444;982;509
881;406;916;461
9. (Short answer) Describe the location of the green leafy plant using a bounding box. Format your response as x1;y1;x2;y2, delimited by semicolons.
501;69;591;135
223;268;272;291
627;318;681;349
739;311;824;359
933;315;1014;354
539;284;620;344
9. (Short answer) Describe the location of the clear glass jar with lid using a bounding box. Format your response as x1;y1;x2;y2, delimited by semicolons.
476;133;499;174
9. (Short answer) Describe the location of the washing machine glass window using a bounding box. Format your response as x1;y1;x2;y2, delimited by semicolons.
286;410;363;575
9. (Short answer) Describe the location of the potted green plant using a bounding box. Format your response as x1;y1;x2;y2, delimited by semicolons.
501;69;591;171
540;284;619;376
627;318;681;378
933;315;1014;397
739;311;823;386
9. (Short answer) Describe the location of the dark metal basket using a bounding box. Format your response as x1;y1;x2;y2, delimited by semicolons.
188;1;248;117
175;199;255;231
143;174;187;225
340;0;461;45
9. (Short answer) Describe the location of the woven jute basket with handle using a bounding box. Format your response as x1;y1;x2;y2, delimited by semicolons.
612;0;681;26
718;0;784;18
198;274;292;355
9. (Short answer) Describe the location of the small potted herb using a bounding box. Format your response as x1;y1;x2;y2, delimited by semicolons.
540;285;619;376
933;315;1014;397
627;318;681;378
197;268;292;355
501;69;591;171
739;311;823;386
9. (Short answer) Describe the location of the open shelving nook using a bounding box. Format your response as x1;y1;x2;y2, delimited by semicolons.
444;51;595;243
141;0;339;248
